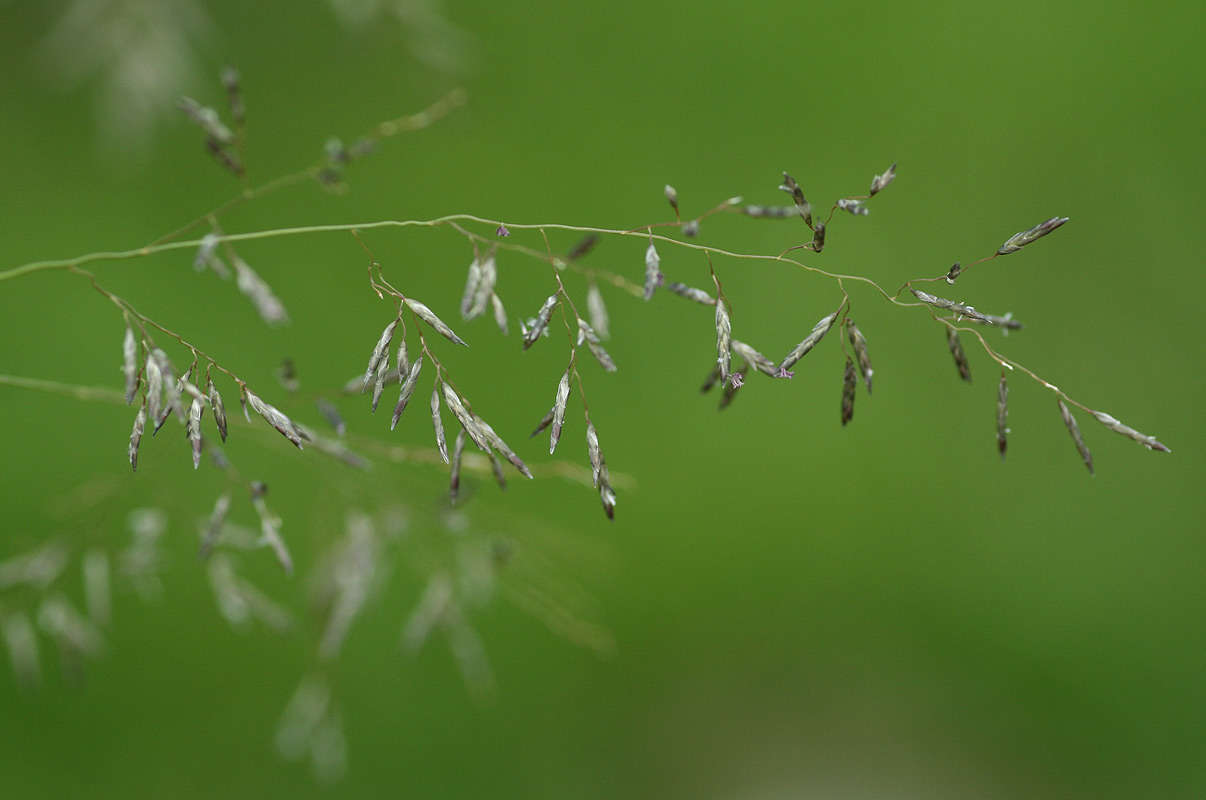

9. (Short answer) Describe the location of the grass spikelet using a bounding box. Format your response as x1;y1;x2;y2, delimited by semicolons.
128;403;146;472
812;222;826;252
585;421;604;488
567;234;599;262
837;198;869;216
488;450;507;489
449;429;466;501
459;257;483;318
145;353;163;422
1091;411;1171;453
441;383;491;452
490;292;509;335
577;320;617;372
719;369;745;410
946;327;972;382
700;364;722;393
664;185;679;215
475;417;532;479
778;172;813;226
430;384;449;463
599;478;617;520
910;289;1022;329
362;319;398;390
586;282;609;339
250;482;292;575
187;395;205;469
549;370;572;455
997;374;1009;459
713;274;732;383
870;162;897;196
777;312;837;376
198;491;232;559
522;295;558;350
731;340;776;376
233;256;288;326
997;216;1069;255
667;282;716;305
370;359;389;412
245;390;305;449
404;297;467;347
208;378;228;442
1058;399;1094;474
644;241;663;301
122;326;138;405
841;357;856;426
845;319;873;393
530;406;556;439
390;357;423;431
315;399;345;437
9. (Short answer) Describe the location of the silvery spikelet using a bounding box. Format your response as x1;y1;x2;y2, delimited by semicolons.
846;319;873;393
522;294;558;350
403;297;468;347
395;338;411;383
233;255;288;326
459;257;483;319
245;390;305;449
731;340;776;376
643;241;663;301
997;217;1069;255
667;282;716;305
370;358;389;412
682;220;700;237
122;326;138;405
488;450;507;489
208;378;228;442
469;254;497;319
129;403;146;472
475;416;532;478
870;162;897;196
812;222;826;252
778;172;813;227
946;328;972;382
599;478;617;520
577;319;618;372
390;356;424;431
1092;411;1171;453
997;375;1009;459
550;370;571;455
700;364;723;394
250;483;292;575
316;399;345;437
450;429;467;500
490;292;509;335
530;406;556;439
193;233;222;272
1058;399;1094;474
430;385;449;463
841;357;856;426
910;289;1022;330
777;312;837;375
741;204;796;219
837;198;869;216
187;395;205;469
145;353;163;422
441;383;491;452
199;491;232;559
664;184;679;214
586;282;609;339
714;278;732;383
585;422;604;488
362;319;398;390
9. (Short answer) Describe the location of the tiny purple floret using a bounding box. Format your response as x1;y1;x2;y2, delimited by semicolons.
496;223;510;238
773;367;794;379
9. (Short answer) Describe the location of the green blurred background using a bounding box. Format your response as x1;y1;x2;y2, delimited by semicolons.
1;0;1203;796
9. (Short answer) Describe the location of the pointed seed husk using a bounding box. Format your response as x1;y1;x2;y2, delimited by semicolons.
1058;399;1094;474
550;370;571;455
841;357;856;426
946;327;972;382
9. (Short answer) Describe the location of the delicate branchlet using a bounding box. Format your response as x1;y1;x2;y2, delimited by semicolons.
490;293;509;335
522;295;558;349
946;327;972;382
430;385;449;463
911;289;1022;330
122;326;138;405
129;403;146;471
666;282;716;305
777;312;837;376
586;282;609;340
731;340;776;376
207;378;228;442
474;417;532;479
713;274;732;383
869;162;897;196
837;198;869;216
997;216;1069;255
233;255;289;326
404;297;467;347
1058;399;1094;474
549;370;571;455
390;356;424;431
664;184;679;216
811;222;826;253
1092;411;1171;453
779;172;813;227
362;319;398;391
643;241;663;301
245;389;306;449
187;395;205;469
567;234;599;262
250;482;292;575
945;263;962;285
316;398;345;437
845;319;873;393
841;358;857;425
577;320;617;372
449;429;467;501
997;375;1009;459
198;491;233;559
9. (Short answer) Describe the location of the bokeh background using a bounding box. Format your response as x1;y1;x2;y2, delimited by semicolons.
1;0;1203;796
